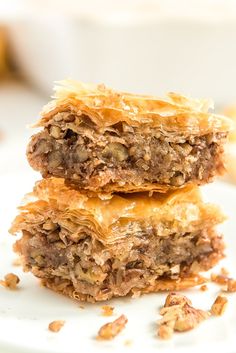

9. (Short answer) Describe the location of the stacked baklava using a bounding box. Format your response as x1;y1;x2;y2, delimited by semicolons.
10;80;232;302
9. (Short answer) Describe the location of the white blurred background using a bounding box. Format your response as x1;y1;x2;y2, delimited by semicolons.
2;0;236;100
1;0;236;176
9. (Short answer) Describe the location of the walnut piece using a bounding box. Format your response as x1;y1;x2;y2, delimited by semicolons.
200;285;208;291
101;305;114;317
211;295;228;316
0;273;20;289
158;293;210;339
48;320;65;332
221;267;229;276
211;271;236;292
97;314;128;340
226;279;236;292
211;273;229;285
102;143;128;162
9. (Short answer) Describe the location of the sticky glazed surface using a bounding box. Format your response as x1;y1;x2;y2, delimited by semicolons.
39;80;232;134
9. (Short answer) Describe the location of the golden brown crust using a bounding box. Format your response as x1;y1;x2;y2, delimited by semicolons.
37;80;232;136
10;177;225;245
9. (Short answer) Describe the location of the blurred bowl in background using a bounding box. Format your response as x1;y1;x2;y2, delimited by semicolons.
3;0;236;103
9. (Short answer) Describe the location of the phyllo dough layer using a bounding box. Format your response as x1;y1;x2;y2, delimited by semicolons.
10;178;225;302
27;80;232;194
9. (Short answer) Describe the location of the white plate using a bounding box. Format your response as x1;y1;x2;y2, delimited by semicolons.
0;172;236;353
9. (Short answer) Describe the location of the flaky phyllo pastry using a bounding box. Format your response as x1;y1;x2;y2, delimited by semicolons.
10;178;225;302
26;80;232;194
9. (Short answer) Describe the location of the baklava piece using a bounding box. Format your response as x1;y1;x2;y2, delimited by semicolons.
10;178;225;302
27;80;232;194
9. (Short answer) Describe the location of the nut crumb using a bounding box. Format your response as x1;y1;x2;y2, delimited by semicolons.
211;295;228;316
79;305;85;309
221;267;229;276
48;320;65;332
158;293;210;339
0;273;20;289
101;305;114;316
226;279;236;292
200;285;208;291
97;314;128;340
211;273;229;285
12;258;21;266
124;339;132;346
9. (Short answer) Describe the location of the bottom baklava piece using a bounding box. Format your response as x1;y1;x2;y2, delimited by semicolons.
10;178;225;302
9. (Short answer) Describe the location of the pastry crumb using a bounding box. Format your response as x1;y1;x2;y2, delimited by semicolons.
211;295;228;316
200;285;208;291
79;304;85;309
158;292;210;339
0;273;20;289
101;305;114;316
48;320;65;332
97;314;128;340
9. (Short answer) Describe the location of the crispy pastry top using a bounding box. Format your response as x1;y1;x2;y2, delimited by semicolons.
36;80;232;136
10;178;225;245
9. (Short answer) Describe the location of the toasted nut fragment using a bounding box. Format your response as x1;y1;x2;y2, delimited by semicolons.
164;292;192;307
200;285;208;292
50;125;61;139
226;279;236;292
158;321;175;340
0;273;20;289
34;139;50;155
158;293;209;339
102;143;128;162
75;146;89;162
48;151;62;168
97;314;128;340
211;273;229;285
170;174;185;186
211;272;236;292
48;320;65;332
101;305;114;317
211;295;228;316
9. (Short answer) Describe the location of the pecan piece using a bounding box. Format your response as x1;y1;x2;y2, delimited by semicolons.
97;314;128;340
158;293;210;339
211;295;228;316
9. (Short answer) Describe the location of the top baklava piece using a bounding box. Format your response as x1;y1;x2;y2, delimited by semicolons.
27;80;232;194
